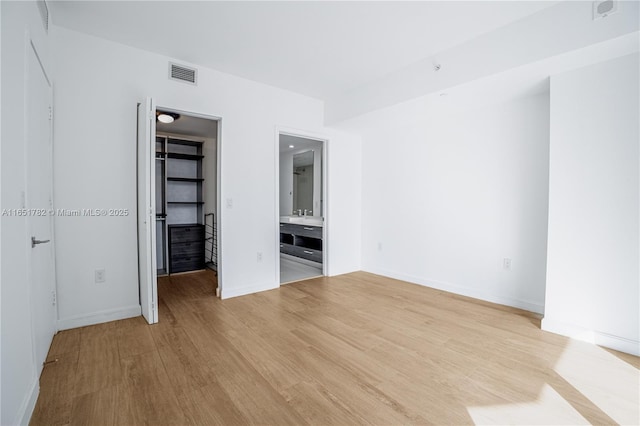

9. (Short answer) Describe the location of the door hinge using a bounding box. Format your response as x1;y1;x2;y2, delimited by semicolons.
52;290;57;306
48;106;53;121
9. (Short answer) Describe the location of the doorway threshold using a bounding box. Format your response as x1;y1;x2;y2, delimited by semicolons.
280;257;322;284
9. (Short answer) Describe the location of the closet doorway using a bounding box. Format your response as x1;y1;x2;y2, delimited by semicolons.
137;98;221;324
277;132;327;285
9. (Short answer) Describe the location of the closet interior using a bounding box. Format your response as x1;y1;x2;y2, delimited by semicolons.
155;111;218;276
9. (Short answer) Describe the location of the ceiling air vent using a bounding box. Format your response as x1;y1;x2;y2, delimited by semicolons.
169;62;197;85
37;0;49;33
593;0;618;20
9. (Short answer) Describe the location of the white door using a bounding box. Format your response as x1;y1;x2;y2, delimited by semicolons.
137;98;158;324
26;41;57;375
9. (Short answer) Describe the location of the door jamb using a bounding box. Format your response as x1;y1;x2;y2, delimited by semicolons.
275;127;329;285
149;106;223;299
24;35;57;376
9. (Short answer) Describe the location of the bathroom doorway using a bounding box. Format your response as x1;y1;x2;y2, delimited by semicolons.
277;132;327;284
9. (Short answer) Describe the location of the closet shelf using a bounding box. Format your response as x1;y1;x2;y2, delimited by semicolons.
157;134;207;276
167;152;204;160
167;177;204;182
167;201;205;205
168;138;203;147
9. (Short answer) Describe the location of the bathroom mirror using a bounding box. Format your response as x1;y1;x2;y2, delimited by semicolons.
279;135;323;217
293;151;314;213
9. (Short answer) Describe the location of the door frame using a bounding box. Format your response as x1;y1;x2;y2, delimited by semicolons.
24;35;58;374
139;104;224;311
274;127;329;285
137;97;158;323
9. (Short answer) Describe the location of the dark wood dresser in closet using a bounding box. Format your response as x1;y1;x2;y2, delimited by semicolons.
168;224;205;273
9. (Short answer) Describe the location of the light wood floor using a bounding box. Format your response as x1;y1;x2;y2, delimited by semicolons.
31;271;639;425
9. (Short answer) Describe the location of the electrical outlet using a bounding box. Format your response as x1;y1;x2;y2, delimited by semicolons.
503;258;512;271
95;268;106;283
226;198;233;209
257;252;262;262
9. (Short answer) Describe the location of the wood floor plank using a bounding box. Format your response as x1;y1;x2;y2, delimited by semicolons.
290;324;385;387
68;385;119;426
177;382;249;426
280;381;371;425
117;321;156;359
293;308;385;352
74;326;123;397
290;345;429;425
221;323;313;392
209;346;309;425
46;328;81;361
116;351;187;425
150;325;216;398
373;373;474;425
30;352;79;426
31;270;639;425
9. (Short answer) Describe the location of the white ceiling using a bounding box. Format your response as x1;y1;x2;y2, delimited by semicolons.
279;134;322;154
156;110;218;138
49;1;560;100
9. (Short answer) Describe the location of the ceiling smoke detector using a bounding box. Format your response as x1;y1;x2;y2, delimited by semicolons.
593;0;618;20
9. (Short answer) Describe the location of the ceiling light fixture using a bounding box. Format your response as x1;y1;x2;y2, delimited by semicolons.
156;111;180;124
289;145;295;148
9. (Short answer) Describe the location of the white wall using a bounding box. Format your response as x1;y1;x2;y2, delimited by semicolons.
543;53;639;355
1;2;51;424
325;131;362;276
341;90;550;313
51;25;361;323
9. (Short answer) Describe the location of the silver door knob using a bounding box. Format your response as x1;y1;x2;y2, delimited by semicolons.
31;237;51;248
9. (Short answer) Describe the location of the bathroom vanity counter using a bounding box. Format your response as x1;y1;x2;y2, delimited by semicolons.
279;218;323;264
279;216;323;227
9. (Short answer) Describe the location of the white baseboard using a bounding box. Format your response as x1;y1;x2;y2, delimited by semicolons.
16;376;39;426
542;317;640;356
57;305;141;331
221;280;279;299
364;267;545;314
